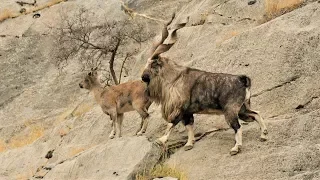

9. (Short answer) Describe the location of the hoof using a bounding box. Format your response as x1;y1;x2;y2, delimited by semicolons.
109;135;115;139
136;132;143;136
260;136;268;142
230;146;241;156
184;145;193;151
155;139;165;145
263;129;268;135
230;150;239;156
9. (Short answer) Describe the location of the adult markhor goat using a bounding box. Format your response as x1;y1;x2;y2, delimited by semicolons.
141;14;268;155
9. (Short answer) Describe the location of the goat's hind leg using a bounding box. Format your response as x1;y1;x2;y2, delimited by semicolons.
249;110;268;141
240;103;268;141
225;107;242;155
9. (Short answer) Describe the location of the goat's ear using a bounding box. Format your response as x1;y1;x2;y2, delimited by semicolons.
93;70;98;76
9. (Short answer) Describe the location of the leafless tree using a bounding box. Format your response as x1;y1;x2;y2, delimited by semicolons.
54;8;153;85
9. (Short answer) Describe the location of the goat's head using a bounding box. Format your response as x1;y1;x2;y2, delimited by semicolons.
79;67;99;90
141;14;187;84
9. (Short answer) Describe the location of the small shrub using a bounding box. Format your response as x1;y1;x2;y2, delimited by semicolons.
262;0;304;23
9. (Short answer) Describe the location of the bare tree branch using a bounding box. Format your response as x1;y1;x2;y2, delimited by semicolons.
109;38;121;85
119;53;130;83
53;7;153;85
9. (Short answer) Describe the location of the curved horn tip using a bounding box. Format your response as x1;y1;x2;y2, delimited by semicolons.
165;12;176;26
171;12;176;19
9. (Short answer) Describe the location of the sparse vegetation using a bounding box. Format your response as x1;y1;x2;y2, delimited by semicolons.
27;0;66;13
0;9;19;22
262;0;304;22
55;108;74;124
217;30;240;45
136;164;188;180
8;124;44;149
0;140;6;152
69;147;86;157
71;103;94;117
0;0;66;23
54;8;153;85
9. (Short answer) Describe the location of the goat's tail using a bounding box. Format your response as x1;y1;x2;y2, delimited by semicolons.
239;75;251;88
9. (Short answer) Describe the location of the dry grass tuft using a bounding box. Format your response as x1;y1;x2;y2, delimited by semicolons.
69;147;86;157
0;0;66;23
28;0;66;13
136;164;188;180
55;108;74;124
216;30;240;45
72;103;94;117
0;140;7;152
8;124;44;149
0;9;19;22
262;0;304;23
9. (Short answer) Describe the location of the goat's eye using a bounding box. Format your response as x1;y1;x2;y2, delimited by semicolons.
151;60;162;68
151;62;158;68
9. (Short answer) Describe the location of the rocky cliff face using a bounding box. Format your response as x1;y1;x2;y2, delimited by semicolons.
0;0;320;180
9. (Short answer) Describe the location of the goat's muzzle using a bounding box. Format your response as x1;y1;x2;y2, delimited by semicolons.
141;73;150;84
79;83;83;88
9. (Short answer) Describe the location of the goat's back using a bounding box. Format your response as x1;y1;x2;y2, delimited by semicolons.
100;80;149;110
180;68;250;113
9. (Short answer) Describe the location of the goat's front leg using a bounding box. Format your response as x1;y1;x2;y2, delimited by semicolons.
136;108;150;136
157;117;180;145
182;114;195;151
109;117;116;139
157;123;174;144
116;113;124;138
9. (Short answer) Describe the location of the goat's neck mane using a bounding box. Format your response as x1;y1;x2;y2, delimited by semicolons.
148;58;188;121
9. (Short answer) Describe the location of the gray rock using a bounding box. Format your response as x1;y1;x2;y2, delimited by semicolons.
43;136;157;180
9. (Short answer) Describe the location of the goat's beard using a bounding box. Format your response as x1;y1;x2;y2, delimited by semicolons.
147;70;187;121
147;76;163;104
